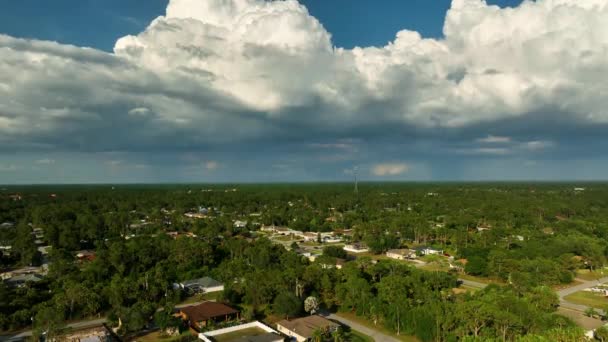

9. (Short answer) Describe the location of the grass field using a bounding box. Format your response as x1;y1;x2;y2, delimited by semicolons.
459;274;504;285
576;269;608;281
336;312;419;342
135;330;195;342
350;330;374;342
563;291;608;309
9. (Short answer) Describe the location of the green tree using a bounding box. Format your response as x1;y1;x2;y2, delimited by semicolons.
273;291;302;319
33;303;65;340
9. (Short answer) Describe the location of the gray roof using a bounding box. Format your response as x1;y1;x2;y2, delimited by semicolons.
182;276;222;288
6;274;43;285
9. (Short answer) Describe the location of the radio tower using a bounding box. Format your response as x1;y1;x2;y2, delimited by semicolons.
353;166;359;194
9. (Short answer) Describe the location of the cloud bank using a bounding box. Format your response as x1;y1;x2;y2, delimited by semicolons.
1;0;608;182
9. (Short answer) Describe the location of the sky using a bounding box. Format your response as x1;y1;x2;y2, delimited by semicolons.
1;0;607;184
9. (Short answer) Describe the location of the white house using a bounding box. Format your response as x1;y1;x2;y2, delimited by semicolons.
200;321;283;342
343;242;369;253
233;220;248;228
386;249;417;260
417;247;443;256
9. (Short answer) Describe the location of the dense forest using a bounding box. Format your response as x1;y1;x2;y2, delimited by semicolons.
1;183;606;341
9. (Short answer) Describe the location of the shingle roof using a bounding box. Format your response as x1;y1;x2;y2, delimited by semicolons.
277;315;339;339
180;302;238;323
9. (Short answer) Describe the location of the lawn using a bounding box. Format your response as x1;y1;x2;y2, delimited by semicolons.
349;330;374;342
135;330;196;342
459;274;504;285
576;269;608;281
336;312;419;342
563;291;608;310
419;263;450;272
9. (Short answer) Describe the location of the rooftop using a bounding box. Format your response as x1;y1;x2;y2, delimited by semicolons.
182;276;223;288
180;302;238;323
277;315;339;339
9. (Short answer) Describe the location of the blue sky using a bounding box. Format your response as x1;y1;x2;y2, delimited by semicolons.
0;0;523;50
1;0;607;184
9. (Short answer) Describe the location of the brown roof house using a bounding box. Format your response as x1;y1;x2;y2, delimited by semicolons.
276;315;339;342
177;302;239;332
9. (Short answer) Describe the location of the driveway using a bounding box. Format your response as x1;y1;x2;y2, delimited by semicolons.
326;313;401;342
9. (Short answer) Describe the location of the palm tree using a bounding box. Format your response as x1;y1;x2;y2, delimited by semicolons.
332;327;345;342
311;328;324;342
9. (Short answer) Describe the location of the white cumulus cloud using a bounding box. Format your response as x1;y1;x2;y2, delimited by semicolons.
0;0;606;160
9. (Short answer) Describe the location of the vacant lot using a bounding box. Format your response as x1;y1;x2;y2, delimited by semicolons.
563;291;608;309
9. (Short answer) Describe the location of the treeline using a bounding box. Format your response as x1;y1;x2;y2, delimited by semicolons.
1;183;607;339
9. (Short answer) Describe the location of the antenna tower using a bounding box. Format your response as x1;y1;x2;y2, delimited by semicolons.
354;166;359;194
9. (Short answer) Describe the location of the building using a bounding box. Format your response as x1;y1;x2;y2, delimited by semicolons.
177;302;240;332
175;276;224;294
4;273;43;288
416;247;444;256
234;220;248;228
276;315;340;342
76;250;96;262
343;242;369;253
386;249;417;260
185;212;207;219
199;321;283;342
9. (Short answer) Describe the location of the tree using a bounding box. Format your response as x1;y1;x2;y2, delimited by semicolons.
311;328;325;342
322;246;347;259
464;256;488;276
33;303;65;340
332;326;346;342
596;326;608;342
304;296;320;315
584;307;598;318
14;221;38;266
273;291;302;319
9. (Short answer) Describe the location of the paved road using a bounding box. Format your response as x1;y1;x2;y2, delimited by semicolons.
459;279;488;289
409;259;488;290
555;276;608;315
557;277;608;299
0;318;107;341
327;313;401;342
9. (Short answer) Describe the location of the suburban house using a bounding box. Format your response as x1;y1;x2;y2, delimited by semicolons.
199;321;284;342
4;273;43;288
0;222;14;229
322;235;342;243
319;258;346;270
76;250;96;262
416;246;444;256
174;276;224;294
234;220;248;228
177;302;240;332
185;212;207;219
343;242;369;253
302;232;318;242
386;249;417;260
476;224;492;232
276;315;340;342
